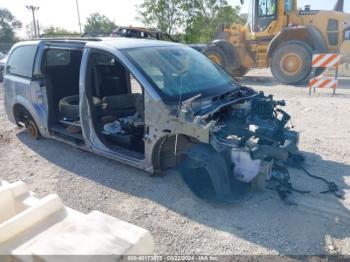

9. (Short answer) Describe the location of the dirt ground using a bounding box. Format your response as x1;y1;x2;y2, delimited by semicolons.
1;69;350;255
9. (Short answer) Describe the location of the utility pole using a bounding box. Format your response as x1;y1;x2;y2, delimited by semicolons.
75;0;82;34
37;19;40;37
26;5;40;38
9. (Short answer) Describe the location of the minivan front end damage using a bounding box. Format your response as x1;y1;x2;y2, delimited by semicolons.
175;86;302;203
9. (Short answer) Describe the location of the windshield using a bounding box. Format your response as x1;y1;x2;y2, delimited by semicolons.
123;46;236;102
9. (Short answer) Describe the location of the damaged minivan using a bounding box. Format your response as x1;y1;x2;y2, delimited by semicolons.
3;38;301;203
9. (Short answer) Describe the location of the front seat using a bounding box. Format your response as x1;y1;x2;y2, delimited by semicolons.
102;94;143;119
93;64;127;98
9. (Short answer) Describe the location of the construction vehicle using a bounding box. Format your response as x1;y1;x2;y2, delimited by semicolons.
204;0;350;84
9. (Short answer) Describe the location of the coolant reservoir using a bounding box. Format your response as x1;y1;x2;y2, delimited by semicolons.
231;149;261;183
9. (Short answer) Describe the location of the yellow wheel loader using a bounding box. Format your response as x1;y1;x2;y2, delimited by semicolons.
205;0;350;84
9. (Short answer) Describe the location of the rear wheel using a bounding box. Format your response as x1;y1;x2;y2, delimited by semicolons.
271;41;312;85
26;119;40;140
13;105;41;140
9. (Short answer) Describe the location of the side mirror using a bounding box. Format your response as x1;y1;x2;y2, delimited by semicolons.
240;0;245;5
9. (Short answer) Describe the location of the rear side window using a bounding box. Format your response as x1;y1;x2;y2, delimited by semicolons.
45;49;71;66
7;45;37;78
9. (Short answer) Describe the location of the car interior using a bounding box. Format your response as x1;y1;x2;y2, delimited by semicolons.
86;51;145;156
43;48;84;144
43;48;145;156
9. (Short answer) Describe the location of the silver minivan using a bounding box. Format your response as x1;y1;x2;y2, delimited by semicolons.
3;38;300;203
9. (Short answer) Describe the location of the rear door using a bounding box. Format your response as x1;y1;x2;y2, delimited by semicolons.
4;44;48;131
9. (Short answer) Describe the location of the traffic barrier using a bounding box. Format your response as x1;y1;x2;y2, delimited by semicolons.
308;53;340;95
311;54;340;68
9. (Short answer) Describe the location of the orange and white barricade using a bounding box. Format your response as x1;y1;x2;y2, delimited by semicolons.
308;53;340;95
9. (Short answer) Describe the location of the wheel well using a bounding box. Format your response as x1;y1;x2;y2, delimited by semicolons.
13;104;31;127
152;135;199;175
268;28;315;59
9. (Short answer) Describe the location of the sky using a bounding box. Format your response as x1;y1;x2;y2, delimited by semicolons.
0;0;348;38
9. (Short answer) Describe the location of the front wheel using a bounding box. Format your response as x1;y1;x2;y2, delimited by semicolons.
271;41;312;85
204;45;227;70
232;67;249;77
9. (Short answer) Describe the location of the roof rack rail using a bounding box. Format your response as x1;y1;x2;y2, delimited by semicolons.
36;37;102;42
38;33;101;41
40;33;83;38
82;32;112;37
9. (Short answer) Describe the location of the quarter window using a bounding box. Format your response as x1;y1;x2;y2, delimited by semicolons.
6;45;37;78
46;49;71;66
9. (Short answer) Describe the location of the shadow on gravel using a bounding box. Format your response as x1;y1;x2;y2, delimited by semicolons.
17;131;350;255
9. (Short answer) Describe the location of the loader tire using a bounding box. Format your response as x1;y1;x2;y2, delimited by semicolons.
204;45;227;70
271;41;312;85
232;67;249;77
298;67;327;85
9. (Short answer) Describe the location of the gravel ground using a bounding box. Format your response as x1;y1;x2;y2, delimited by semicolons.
1;69;350;255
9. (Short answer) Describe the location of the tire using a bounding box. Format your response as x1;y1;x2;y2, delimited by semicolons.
204;45;227;70
175;144;250;205
59;96;101;120
271;41;313;85
232;67;249;77
297;67;327;85
205;45;249;78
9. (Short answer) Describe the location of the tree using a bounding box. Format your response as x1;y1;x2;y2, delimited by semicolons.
43;26;79;36
84;13;116;34
137;0;246;43
184;0;243;43
137;0;184;35
0;8;22;44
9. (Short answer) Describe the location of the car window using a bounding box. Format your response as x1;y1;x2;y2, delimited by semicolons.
7;45;37;78
46;49;71;66
130;74;143;94
123;46;235;101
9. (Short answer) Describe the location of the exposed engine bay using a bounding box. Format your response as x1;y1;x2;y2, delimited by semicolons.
176;86;343;203
209;87;301;182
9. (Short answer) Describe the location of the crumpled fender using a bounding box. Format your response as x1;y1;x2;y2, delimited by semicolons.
179;144;232;202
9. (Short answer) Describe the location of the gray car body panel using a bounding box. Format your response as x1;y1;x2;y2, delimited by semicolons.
3;38;216;173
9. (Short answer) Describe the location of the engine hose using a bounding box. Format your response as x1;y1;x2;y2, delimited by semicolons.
272;164;344;200
297;166;344;199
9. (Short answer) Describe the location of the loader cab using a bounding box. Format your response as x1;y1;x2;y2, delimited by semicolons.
247;0;294;35
251;0;278;32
